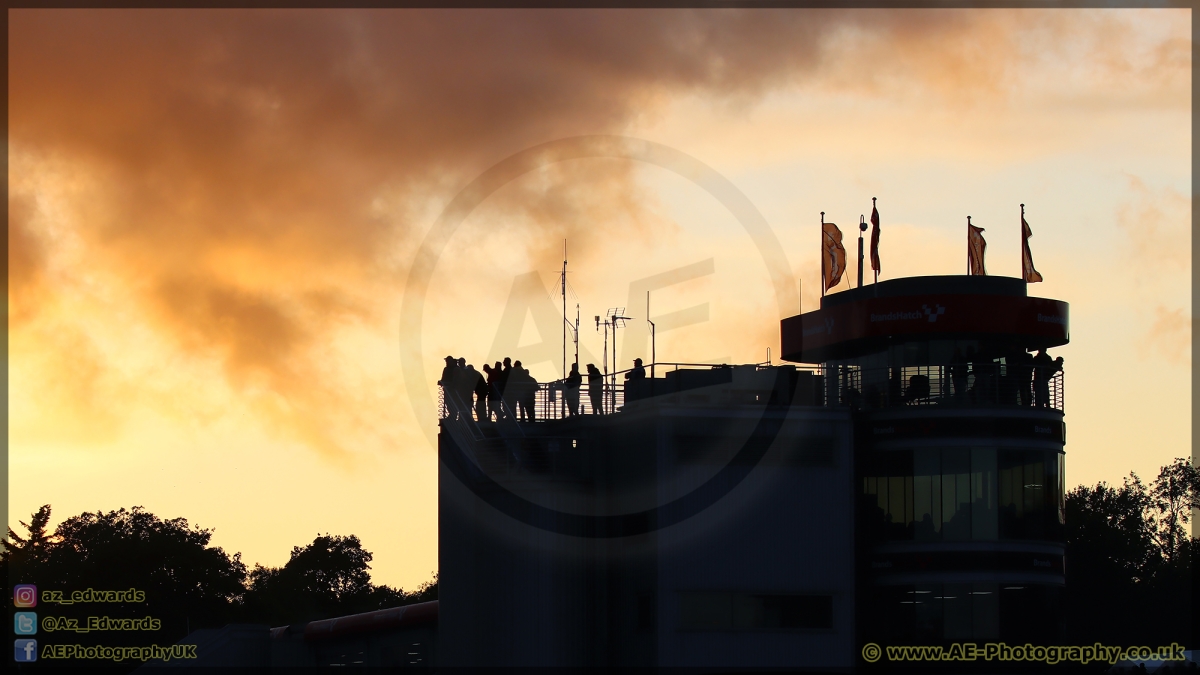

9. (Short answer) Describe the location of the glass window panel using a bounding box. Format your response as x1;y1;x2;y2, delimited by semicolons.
905;475;914;533
941;583;972;640
971;448;998;540
997;451;1022;539
889;475;908;540
1042;451;1063;537
1057;454;1066;527
931;472;942;535
913;474;936;540
942;450;971;540
912;584;940;641
1023;453;1046;539
914;449;942;535
970;583;999;640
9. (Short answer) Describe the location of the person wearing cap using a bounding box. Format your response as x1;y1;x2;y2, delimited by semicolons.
624;358;646;402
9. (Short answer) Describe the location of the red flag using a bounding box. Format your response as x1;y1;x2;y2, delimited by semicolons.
869;200;881;275
1021;206;1043;283
823;222;847;291
968;219;987;276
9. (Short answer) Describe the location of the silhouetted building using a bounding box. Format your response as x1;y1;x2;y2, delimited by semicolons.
439;365;856;667
439;274;1067;668
160;275;1068;671
780;275;1069;647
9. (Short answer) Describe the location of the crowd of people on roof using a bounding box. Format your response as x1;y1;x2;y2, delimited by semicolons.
844;347;1064;410
439;356;649;423
947;347;1063;408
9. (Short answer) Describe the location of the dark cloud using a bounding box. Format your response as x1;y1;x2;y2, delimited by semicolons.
10;8;1174;456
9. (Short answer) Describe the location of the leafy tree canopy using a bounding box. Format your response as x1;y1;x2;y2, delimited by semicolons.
3;507;436;635
1065;457;1196;644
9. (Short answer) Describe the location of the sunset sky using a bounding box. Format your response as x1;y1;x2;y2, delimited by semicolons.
8;8;1191;590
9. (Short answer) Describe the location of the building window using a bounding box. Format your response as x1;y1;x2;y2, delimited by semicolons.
678;592;833;631
863;448;1063;542
867;583;1062;643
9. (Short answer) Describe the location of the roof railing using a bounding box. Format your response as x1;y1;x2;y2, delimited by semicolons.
437;360;1063;423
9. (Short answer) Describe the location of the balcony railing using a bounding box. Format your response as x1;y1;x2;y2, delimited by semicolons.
437;361;1064;424
828;363;1063;412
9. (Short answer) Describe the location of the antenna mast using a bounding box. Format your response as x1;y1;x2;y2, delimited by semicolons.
561;240;567;381
646;291;655;380
606;308;630;413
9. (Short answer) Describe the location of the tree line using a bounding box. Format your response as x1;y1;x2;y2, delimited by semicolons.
2;505;436;640
4;457;1194;645
1064;456;1196;645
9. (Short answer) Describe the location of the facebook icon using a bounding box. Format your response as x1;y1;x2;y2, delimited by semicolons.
15;638;37;662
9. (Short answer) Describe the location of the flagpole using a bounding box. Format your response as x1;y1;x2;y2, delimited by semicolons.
857;214;865;289
966;216;970;275
820;212;826;298
1020;204;1025;284
872;197;878;285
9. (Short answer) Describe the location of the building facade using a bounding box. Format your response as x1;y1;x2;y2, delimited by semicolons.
780;275;1069;648
438;365;858;668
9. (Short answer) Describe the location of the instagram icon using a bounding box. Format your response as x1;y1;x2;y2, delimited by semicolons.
13;585;37;608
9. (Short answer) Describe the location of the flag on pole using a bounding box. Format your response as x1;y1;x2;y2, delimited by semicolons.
1021;204;1043;283
869;198;881;276
823;221;847;291
967;217;987;276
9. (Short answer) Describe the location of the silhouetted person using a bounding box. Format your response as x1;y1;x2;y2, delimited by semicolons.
469;364;487;421
915;513;937;540
1033;350;1062;408
512;360;537;422
906;374;930;402
1032;349;1052;408
487;361;504;419
437;355;457;419
624;358;646;401
950;348;968;400
525;367;538;423
456;358;474;419
481;364;495;420
499;357;514;418
1014;350;1036;407
508;360;529;422
586;364;604;414
564;363;582;416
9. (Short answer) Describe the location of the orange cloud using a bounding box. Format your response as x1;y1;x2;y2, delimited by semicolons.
1146;306;1191;366
9;8;1186;459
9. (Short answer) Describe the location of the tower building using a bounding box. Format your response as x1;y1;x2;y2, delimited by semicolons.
780;274;1069;645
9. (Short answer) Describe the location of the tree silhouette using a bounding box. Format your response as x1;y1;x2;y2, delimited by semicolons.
1065;457;1195;645
3;505;247;647
239;534;413;626
4;504;54;576
4;507;435;636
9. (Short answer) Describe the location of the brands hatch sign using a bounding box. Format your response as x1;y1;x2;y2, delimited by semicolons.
781;293;1069;363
